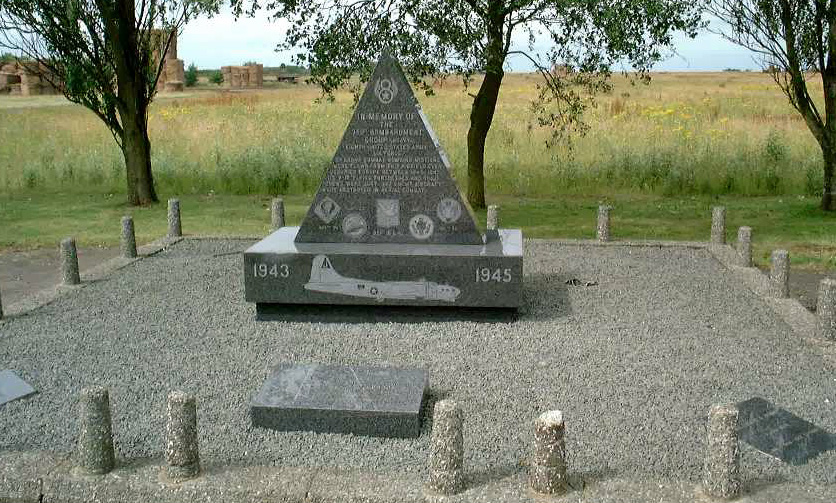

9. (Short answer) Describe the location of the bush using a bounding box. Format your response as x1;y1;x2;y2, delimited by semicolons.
185;63;198;87
209;71;223;85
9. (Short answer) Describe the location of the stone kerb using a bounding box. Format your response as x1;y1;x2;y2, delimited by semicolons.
76;387;116;475
711;206;726;244
736;226;752;267
426;399;464;495
702;403;741;500
60;237;81;285
818;278;836;341
597;205;611;242
168;199;182;238
271;197;285;231
121;216;138;258
769;249;789;298
165;391;201;481
529;410;568;495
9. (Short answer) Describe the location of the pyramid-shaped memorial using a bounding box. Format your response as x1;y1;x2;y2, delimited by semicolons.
295;52;483;245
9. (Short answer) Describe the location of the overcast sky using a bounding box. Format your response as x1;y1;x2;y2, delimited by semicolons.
180;9;762;72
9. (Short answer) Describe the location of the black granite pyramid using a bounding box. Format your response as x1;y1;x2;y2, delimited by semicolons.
295;52;482;245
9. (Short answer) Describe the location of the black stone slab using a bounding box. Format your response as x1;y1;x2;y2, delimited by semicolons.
737;397;835;465
295;51;482;245
244;227;523;308
0;370;36;406
251;363;428;438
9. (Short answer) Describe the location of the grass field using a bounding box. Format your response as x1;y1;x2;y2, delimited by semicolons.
0;72;834;269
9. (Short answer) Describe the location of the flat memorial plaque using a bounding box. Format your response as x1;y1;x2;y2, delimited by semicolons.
737;397;835;465
0;370;36;406
251;363;428;438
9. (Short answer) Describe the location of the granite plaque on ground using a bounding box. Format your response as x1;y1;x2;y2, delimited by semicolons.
0;370;36;406
243;51;523;309
251;363;428;438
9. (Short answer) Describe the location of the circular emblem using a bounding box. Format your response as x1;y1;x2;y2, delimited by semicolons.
408;214;434;240
436;198;462;224
341;213;368;238
374;78;397;104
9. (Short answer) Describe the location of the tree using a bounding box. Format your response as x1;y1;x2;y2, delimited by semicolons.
209;70;223;85
185;63;198;87
0;0;218;205
242;0;702;208
707;1;836;211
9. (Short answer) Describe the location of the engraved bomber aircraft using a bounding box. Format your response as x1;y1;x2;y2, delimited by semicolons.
304;255;461;302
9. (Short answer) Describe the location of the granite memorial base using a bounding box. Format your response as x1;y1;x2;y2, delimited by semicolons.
244;227;523;309
251;363;429;438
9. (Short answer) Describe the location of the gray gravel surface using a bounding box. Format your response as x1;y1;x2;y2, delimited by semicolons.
1;239;835;486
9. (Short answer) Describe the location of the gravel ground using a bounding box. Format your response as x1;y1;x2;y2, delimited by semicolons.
1;239;834;486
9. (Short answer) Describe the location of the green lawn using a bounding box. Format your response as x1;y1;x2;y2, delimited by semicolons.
2;190;834;270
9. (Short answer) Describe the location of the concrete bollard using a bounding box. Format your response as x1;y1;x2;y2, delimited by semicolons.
597;205;611;242
487;205;499;231
703;404;741;500
426;399;464;495
711;207;726;244
770;250;789;298
529;411;568;495
61;237;81;285
167;199;182;238
165;391;200;481
736;226;752;267
76;387;115;475
271;197;285;231
120;216;137;258
817;278;836;341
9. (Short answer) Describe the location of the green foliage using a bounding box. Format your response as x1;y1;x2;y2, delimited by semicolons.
184;63;197;87
209;71;223;85
185;63;198;87
708;0;836;210
0;52;15;64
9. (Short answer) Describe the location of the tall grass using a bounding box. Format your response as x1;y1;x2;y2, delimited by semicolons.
0;72;822;198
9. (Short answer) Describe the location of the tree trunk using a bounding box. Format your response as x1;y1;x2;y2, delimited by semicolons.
467;65;504;210
121;110;157;206
823;145;834;211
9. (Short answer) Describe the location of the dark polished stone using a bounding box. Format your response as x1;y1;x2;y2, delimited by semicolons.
0;370;36;406
294;51;482;245
251;363;428;438
737;397;835;465
245;227;523;308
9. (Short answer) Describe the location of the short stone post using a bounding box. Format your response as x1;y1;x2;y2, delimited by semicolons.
426;399;464;495
271;197;285;231
487;205;499;230
76;387;115;475
817;278;836;341
167;199;182;238
529;411;568;495
736;226;752;267
61;237;81;285
0;286;4;320
120;216;137;259
769;250;789;298
165;391;200;481
703;404;741;500
711;207;726;244
596;205;611;242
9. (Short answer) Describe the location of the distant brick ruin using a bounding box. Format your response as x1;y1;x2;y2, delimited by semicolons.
0;62;60;96
151;30;185;92
221;64;264;89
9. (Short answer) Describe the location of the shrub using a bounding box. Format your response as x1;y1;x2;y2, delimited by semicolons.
185;63;198;87
209;71;223;85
